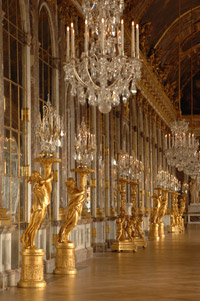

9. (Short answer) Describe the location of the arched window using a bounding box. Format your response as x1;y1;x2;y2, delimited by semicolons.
39;6;53;108
3;0;27;230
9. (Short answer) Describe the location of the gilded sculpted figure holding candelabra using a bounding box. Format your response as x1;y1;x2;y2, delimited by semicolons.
178;196;186;232
111;152;146;252
18;97;63;288
21;171;53;249
156;190;168;237
54;118;95;275
58;178;85;243
149;193;161;240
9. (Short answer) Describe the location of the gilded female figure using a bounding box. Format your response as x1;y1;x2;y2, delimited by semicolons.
21;171;53;249
58;178;85;243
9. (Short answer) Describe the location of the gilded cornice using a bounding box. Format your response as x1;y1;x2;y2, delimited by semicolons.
137;53;178;128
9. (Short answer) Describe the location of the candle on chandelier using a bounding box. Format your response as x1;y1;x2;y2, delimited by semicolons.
165;134;167;149
117;29;122;55
121;19;124;55
71;23;75;58
188;133;191;147
136;24;139;58
192;133;194;147
131;21;135;57
85;19;88;55
66;26;70;59
169;134;171;148
101;18;105;54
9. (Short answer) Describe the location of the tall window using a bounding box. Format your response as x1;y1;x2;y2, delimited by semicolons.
39;6;55;259
3;0;27;233
39;6;53;109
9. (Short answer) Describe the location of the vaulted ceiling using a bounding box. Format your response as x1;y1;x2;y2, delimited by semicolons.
123;0;200;115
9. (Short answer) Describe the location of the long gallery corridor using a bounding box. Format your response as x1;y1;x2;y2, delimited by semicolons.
1;227;200;301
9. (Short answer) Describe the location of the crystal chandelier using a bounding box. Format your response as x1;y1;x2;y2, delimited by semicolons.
74;118;96;168
156;168;181;192
117;151;143;180
156;168;170;189
164;119;199;171
117;150;130;178
129;154;144;181
182;145;200;178
64;0;141;114
182;182;189;194
36;96;64;157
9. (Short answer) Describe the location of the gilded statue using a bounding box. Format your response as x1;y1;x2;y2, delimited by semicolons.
149;194;160;224
156;196;168;224
58;177;85;243
116;210;126;241
125;216;134;241
179;197;186;228
21;171;53;249
135;215;144;239
170;202;176;227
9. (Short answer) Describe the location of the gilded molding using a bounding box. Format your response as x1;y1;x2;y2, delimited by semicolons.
90;179;96;188
137;53;178;127
105;148;110;156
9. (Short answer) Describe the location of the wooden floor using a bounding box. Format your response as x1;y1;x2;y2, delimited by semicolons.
1;226;200;300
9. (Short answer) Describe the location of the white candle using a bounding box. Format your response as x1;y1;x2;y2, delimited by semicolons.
85;19;88;55
189;133;191;147
71;23;75;58
192;133;194;147
121;19;124;55
101;18;105;54
169;134;171;148
131;21;135;57
165;134;167;149
117;29;122;55
136;24;139;58
66;26;70;59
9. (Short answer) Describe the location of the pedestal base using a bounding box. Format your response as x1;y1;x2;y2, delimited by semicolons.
133;237;147;248
167;225;181;233
149;223;159;240
0;208;11;226
17;248;46;288
54;242;77;275
158;223;165;237
111;240;137;252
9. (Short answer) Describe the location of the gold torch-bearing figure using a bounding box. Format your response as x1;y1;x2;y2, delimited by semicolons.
178;195;186;232
57;177;85;243
111;178;137;252
54;118;96;275
156;189;168;237
148;192;161;240
21;171;53;249
18;157;61;288
54;168;94;275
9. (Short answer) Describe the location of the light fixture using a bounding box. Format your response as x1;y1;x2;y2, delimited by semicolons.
74;117;96;168
64;0;141;114
36;96;64;157
164;1;199;171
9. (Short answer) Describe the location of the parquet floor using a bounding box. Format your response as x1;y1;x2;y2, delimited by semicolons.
1;226;200;301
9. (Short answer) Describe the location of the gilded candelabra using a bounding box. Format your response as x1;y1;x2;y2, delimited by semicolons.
54;167;94;275
54;119;95;274
35;96;64;158
168;192;180;233
156;188;168;237
111;177;137;252
178;194;186;232
148;191;161;240
130;180;147;248
18;98;63;288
